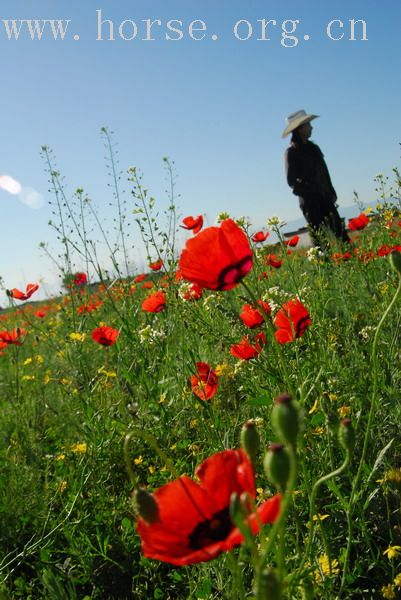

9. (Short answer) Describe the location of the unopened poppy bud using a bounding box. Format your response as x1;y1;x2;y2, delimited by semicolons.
338;419;355;454
263;443;290;492
271;393;300;447
389;250;401;275
133;488;160;524
255;567;282;600
229;492;243;528
240;420;260;464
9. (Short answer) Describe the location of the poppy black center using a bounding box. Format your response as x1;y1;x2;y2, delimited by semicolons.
217;255;253;290
188;507;234;550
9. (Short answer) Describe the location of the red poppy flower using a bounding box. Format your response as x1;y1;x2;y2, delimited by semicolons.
332;251;352;263
134;274;147;283
91;326;119;346
273;298;311;344
264;254;283;269
142;281;154;289
285;235;300;247
73;272;87;286
34;310;47;318
77;300;103;314
230;332;266;360
142;291;166;313
181;215;204;235
149;259;163;271
251;231;269;243
178;219;253;291
377;245;392;257
348;213;369;231
190;362;218;401
10;283;39;301
137;449;281;566
239;301;271;329
0;327;26;345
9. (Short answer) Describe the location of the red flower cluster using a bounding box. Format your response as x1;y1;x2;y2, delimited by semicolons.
181;215;204;234
134;274;147;283
142;291;166;313
73;272;88;286
239;301;271;329
230;332;266;360
251;230;269;243
179;219;253;291
137;449;281;566
273;298;311;344
348;213;369;231
10;283;39;301
92;326;119;346
190;362;218;400
181;283;203;301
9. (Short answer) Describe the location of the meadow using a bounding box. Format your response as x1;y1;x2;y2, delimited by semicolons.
1;141;401;599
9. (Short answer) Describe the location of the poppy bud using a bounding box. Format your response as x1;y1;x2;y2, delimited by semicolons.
255;567;282;600
240;420;260;464
229;492;243;529
389;250;401;275
271;393;300;447
338;419;355;454
263;443;290;492
133;488;160;524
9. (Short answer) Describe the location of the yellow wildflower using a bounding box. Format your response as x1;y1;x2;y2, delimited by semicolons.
314;554;340;582
384;545;401;560
170;443;177;451
338;406;351;418
58;480;68;493
148;465;155;475
189;418;198;428
381;584;396;599
313;513;329;522
69;332;86;342
312;426;325;436
159;392;167;404
364;207;374;215
98;366;117;378
36;354;43;364
55;453;65;461
70;442;87;454
134;456;144;465
59;378;71;386
328;393;338;402
23;357;33;366
394;573;401;588
21;375;35;381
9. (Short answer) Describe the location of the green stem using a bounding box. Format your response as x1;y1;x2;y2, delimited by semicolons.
340;275;401;594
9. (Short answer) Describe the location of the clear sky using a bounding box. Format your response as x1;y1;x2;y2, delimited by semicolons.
1;0;400;303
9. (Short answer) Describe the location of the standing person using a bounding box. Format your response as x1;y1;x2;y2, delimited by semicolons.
283;110;350;247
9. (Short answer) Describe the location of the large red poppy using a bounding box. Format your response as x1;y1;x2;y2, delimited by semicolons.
181;215;204;234
285;235;300;247
264;254;283;269
91;326;119;346
230;332;266;360
137;449;281;566
273;298;311;344
239;301;271;329
10;283;39;301
348;213;369;231
0;327;26;345
178;219;253;291
141;291;166;313
190;362;218;401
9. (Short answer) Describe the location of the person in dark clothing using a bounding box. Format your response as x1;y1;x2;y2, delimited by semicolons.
283;110;350;247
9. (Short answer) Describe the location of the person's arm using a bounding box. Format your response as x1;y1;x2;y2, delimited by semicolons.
285;146;318;198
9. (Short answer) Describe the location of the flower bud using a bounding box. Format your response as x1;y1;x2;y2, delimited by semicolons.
271;393;300;447
338;419;355;454
389;250;401;275
255;567;282;600
240;420;260;464
133;488;159;524
263;443;290;492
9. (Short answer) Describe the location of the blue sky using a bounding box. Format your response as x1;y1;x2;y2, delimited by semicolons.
1;0;400;303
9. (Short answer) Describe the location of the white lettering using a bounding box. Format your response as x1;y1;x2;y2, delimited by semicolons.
118;20;138;41
349;19;367;41
327;19;344;41
281;20;299;48
142;19;161;41
233;19;253;41
257;19;277;41
96;9;114;41
166;19;183;40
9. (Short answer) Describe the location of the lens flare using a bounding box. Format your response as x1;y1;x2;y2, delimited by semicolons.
0;174;22;195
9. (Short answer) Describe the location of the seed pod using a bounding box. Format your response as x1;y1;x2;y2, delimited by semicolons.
263;443;290;492
255;568;282;600
271;393;300;447
240;420;260;464
338;418;355;454
133;488;159;524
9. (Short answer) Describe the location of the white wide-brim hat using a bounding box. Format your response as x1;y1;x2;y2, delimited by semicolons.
282;109;319;138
